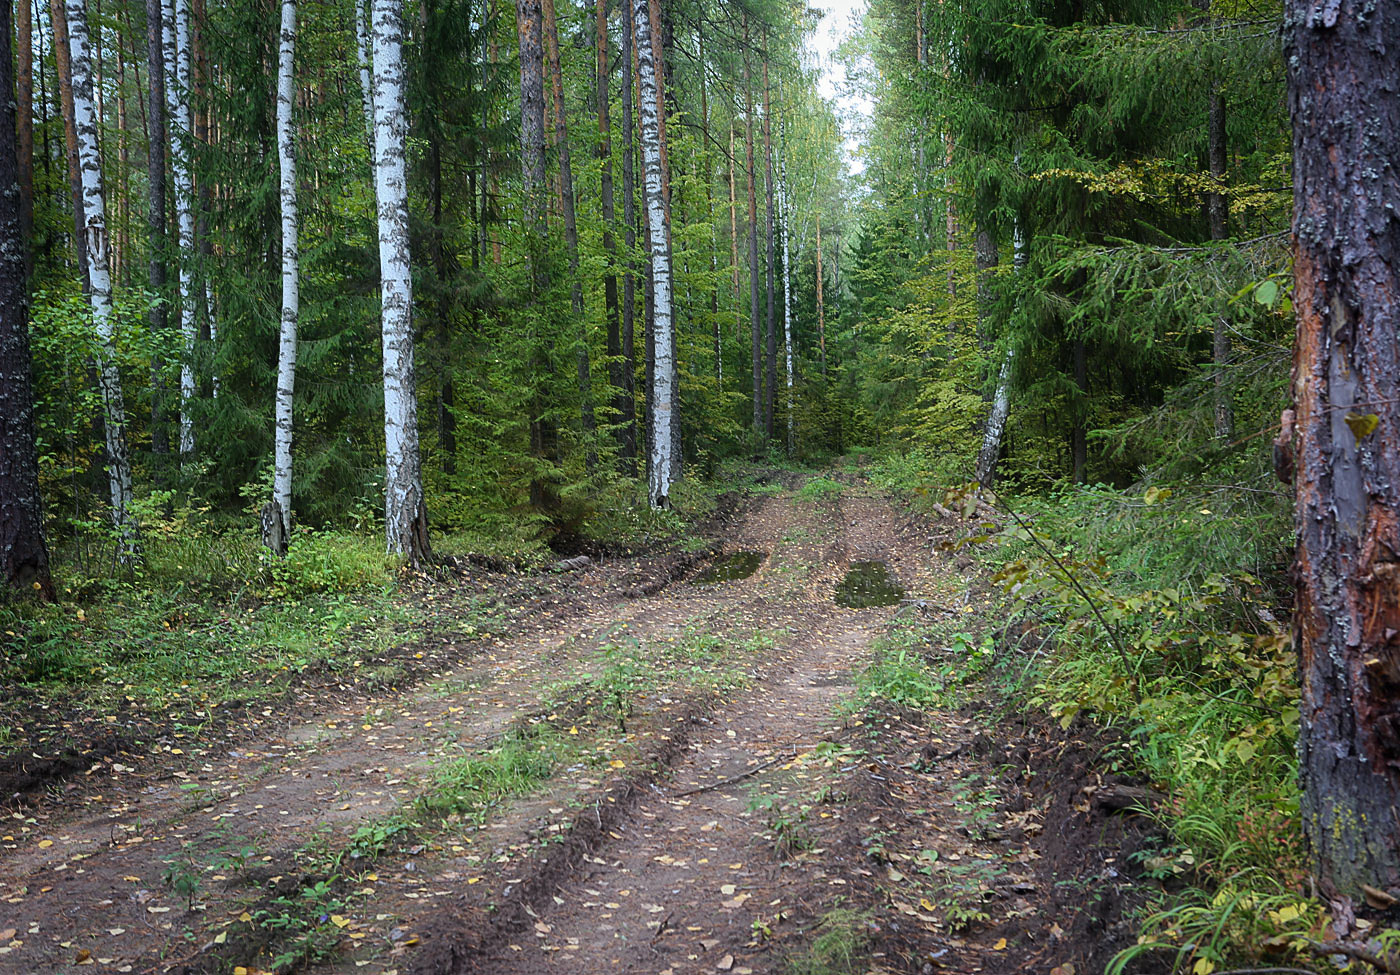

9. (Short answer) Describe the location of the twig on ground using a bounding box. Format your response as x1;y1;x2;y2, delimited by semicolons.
668;750;793;798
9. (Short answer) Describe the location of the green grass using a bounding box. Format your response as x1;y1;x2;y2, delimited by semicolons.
786;909;870;975
795;476;846;502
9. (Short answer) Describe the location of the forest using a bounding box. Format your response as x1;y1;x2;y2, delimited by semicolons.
0;0;1398;972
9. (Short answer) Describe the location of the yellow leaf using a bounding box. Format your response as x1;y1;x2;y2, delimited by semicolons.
609;760;625;769
920;898;936;912
37;840;52;849
1192;960;1215;975
213;932;227;945
1345;412;1380;441
330;915;351;929
993;938;1007;950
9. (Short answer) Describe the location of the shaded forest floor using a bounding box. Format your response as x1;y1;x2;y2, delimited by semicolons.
0;471;1166;975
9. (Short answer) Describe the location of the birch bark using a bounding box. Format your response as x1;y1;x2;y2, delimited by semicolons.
165;0;197;458
270;0;298;554
974;212;1025;489
67;0;137;556
632;0;673;506
355;0;374;145
372;0;430;562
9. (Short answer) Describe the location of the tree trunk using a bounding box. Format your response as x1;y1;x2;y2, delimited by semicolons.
743;21;761;442
618;0;638;474
355;0;374;144
632;0;673;507
0;0;53;599
779;142;794;453
542;0;595;464
1071;338;1086;483
17;0;33;275
269;0;297;556
166;0;197;458
146;0;170;468
1285;0;1400;903
49;0;88;291
816;211;826;376
762;53;776;444
372;0;430;564
596;0;626;463
67;0;138;558
974;225;997;364
975;211;1025;489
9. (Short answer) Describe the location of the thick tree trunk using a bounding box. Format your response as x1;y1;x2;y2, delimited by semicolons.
542;0;595;463
145;0;170;466
975;212;1025;489
743;23;761;442
166;0;197;458
1285;0;1400;903
0;0;52;599
67;0;137;558
596;0;626;462
372;0;430;564
269;0;298;556
632;0;673;507
974;225;997;362
762;55;776;444
49;0;88;291
618;0;638;474
1071;338;1086;483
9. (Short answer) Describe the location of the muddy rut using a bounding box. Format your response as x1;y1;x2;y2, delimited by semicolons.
0;477;1130;975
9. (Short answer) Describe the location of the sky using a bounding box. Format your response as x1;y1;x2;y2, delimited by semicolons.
806;0;875;175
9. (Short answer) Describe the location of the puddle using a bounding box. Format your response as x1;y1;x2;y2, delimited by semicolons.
694;551;765;584
835;560;905;608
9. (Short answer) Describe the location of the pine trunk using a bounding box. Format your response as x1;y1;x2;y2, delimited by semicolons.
596;0;626;462
270;0;298;556
743;23;761;442
1285;0;1400;902
632;0;673;507
1207;88;1234;441
0;0;53;599
67;0;138;557
816;212;826;376
146;0;170;466
542;0;595;462
372;0;430;564
779;148;794;453
17;0;33;274
49;0;88;291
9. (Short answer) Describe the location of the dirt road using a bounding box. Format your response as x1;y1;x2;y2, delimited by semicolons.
0;475;1148;975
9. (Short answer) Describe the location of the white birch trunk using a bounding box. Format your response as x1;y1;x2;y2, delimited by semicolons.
164;0;197;457
272;0;298;550
633;0;674;507
974;211;1026;489
67;0;137;556
779;149;794;452
355;0;375;145
372;0;429;562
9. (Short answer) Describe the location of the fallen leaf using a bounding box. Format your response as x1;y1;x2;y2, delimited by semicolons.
717;955;735;971
993;938;1007;950
37;840;52;849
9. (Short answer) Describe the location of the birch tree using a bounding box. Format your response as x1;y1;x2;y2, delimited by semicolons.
372;0;430;563
146;0;169;465
165;0;197;458
267;0;298;556
633;0;674;507
355;0;374;143
66;0;138;557
974;212;1024;489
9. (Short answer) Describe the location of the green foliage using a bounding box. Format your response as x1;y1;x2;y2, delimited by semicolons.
795;476;846;501
415;731;564;824
785;909;870;975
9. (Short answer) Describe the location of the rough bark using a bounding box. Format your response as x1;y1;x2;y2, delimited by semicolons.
372;0;430;564
633;0;674;506
779;144;794;452
1285;0;1400;902
542;0;595;462
974;225;997;362
17;0;33;271
0;0;52;599
618;0;638;474
270;0;297;556
1071;338;1086;483
67;0;138;557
